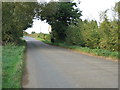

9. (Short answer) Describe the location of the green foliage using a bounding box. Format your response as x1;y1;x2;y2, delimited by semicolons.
28;33;39;38
66;19;85;45
80;20;100;48
23;31;29;36
2;41;26;88
39;1;119;53
37;38;119;60
39;2;82;42
31;31;36;34
99;10;118;51
38;33;51;41
66;19;100;48
65;2;119;52
99;20;118;51
2;2;37;44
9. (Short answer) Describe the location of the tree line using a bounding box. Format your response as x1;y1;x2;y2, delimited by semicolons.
65;2;119;52
66;18;118;52
39;1;119;52
2;1;119;52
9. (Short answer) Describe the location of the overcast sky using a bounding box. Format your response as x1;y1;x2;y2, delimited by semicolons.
25;0;119;34
78;0;119;21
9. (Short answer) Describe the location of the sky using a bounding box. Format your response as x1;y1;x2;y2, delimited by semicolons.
78;0;119;21
25;19;51;34
25;0;119;34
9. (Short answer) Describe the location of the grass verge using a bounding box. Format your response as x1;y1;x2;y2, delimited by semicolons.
2;40;26;88
37;38;119;60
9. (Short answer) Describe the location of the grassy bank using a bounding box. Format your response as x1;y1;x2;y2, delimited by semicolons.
37;38;119;60
2;41;26;88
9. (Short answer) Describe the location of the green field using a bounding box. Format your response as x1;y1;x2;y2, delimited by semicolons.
2;41;26;88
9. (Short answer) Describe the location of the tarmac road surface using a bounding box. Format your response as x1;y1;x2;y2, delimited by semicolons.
22;36;118;88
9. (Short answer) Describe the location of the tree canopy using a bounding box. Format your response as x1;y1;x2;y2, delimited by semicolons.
2;2;38;44
38;1;82;42
2;1;119;52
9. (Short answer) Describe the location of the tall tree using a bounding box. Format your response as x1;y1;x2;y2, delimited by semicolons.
39;1;82;42
99;8;118;51
81;20;99;48
65;19;85;45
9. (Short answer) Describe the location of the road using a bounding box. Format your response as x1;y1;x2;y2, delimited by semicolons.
23;36;118;88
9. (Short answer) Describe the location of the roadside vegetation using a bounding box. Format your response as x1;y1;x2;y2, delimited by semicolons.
2;40;26;88
2;2;35;88
2;40;26;87
28;1;119;60
2;1;119;88
28;33;119;60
